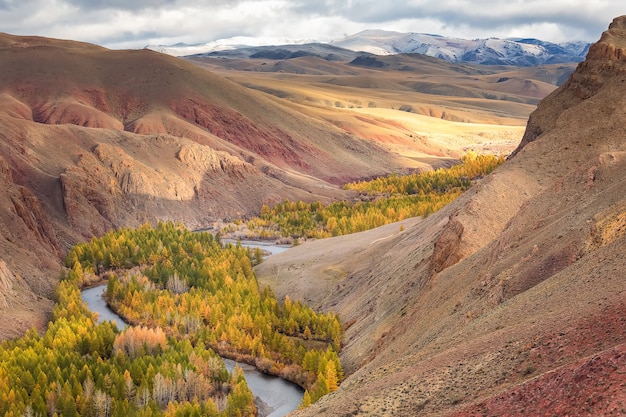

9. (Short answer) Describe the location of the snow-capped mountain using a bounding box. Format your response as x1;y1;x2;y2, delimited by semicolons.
330;30;590;65
146;30;590;66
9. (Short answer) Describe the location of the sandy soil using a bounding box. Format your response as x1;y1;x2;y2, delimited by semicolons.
256;217;423;310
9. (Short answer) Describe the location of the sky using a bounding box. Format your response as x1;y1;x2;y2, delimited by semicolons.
0;0;623;49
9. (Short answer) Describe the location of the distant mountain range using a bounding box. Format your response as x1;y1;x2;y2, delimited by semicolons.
147;30;590;66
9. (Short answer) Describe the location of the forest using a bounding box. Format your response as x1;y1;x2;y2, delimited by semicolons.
225;152;504;239
0;223;342;416
0;153;502;415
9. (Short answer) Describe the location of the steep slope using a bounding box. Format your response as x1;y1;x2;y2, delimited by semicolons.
256;16;626;416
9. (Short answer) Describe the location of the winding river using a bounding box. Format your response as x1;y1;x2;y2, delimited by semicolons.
81;241;303;417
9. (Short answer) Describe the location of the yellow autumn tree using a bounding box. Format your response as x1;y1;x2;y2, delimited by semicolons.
325;360;339;392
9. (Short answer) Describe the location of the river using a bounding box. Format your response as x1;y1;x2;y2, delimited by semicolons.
81;285;127;330
222;239;291;256
80;240;303;417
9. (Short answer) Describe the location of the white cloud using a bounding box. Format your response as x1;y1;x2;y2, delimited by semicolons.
0;0;622;48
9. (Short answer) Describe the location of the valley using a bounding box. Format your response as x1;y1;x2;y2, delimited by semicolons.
0;30;567;339
0;13;625;417
81;247;305;417
188;52;572;160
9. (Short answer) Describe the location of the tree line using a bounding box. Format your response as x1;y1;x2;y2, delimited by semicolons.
0;222;344;416
0;276;254;416
225;152;504;239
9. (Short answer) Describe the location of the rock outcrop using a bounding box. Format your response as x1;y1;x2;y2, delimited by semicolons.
513;15;626;155
0;260;17;309
11;187;61;255
0;155;12;182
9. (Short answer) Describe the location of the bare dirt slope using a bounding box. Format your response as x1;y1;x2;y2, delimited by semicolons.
256;16;626;416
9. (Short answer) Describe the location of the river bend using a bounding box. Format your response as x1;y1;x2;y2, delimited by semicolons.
81;241;303;417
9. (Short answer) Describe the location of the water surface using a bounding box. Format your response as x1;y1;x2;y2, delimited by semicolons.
81;285;126;330
224;359;304;417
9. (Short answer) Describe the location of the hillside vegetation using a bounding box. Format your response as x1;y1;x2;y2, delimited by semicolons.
226;153;504;239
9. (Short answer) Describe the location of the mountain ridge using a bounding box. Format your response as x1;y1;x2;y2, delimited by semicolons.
147;29;590;66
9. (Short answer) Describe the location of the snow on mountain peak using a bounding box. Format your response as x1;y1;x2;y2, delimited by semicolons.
330;30;588;65
147;29;589;66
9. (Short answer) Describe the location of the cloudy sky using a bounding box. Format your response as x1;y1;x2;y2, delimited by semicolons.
0;0;623;49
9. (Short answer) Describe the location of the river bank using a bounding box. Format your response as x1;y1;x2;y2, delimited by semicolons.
80;239;304;417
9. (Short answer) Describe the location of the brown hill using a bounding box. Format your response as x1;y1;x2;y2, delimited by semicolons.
190;52;574;159
189;53;574;120
256;16;626;416
1;32;418;182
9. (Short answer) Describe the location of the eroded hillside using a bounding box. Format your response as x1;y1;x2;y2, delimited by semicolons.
257;16;626;416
